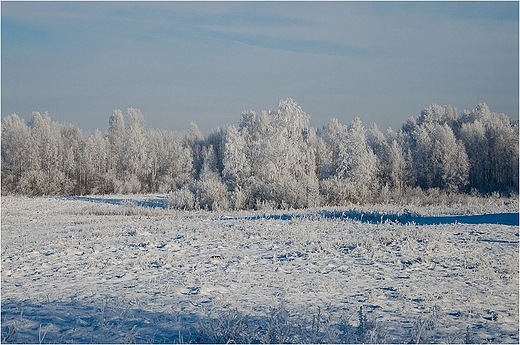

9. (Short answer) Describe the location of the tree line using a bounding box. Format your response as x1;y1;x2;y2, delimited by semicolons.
2;99;518;209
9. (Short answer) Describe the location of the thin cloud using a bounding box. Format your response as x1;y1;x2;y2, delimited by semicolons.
2;2;518;134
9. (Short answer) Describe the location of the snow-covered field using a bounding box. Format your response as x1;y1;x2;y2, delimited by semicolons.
1;195;518;343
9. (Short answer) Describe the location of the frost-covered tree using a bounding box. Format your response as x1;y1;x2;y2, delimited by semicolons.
265;99;320;208
1;114;31;194
337;118;378;186
59;124;85;194
222;99;319;209
367;123;390;187
124;108;146;175
206;126;227;175
144;129;162;192
319;117;347;179
408;121;469;191
388;139;407;192
185;122;205;180
17;112;66;195
459;102;491;124
162;131;194;191
222;125;249;189
107;109;125;174
417;104;458;128
119;108;146;193
457;103;518;193
366;124;410;194
459;120;490;191
222;125;251;209
81;130;108;194
2;101;516;200
321;117;378;204
192;145;230;211
484;113;518;191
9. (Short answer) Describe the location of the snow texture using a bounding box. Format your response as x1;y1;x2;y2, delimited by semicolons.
1;196;518;343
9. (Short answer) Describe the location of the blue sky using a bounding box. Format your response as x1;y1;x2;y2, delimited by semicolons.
2;1;518;133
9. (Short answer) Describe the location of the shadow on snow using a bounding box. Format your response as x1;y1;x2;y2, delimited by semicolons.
61;195;168;209
61;196;518;227
1;299;188;344
0;299;365;344
232;210;519;227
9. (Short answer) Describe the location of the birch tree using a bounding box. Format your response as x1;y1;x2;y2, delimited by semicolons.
1;114;31;194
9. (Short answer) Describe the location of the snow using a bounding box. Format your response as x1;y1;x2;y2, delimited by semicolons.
1;195;518;343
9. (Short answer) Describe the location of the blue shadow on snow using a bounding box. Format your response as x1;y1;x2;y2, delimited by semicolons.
61;195;168;208
61;196;518;226
232;210;519;226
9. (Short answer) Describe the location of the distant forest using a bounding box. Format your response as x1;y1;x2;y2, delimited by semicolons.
2;99;518;209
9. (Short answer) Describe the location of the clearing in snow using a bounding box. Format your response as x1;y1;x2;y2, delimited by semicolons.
1;195;518;343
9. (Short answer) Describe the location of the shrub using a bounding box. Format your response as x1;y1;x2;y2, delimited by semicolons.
167;187;196;210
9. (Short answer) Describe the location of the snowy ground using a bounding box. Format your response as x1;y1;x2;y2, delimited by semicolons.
1;195;518;343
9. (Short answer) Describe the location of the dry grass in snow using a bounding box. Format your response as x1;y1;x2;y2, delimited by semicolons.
1;195;518;343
